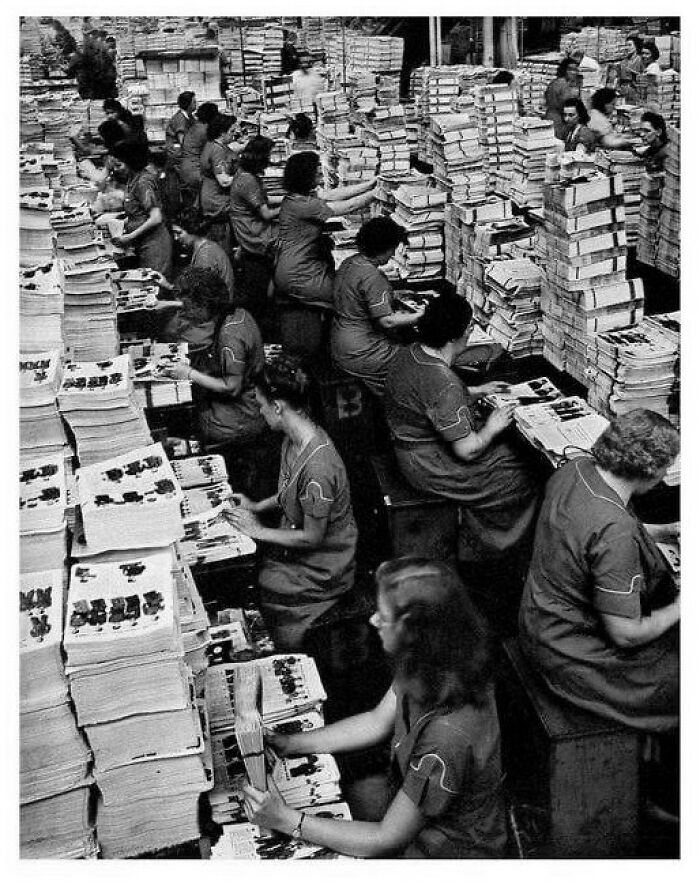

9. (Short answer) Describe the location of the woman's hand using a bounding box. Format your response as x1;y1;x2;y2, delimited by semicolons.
477;381;511;398
485;403;517;435
226;505;265;539
230;492;254;511
160;362;191;381
264;726;291;757
243;776;296;833
112;233;132;247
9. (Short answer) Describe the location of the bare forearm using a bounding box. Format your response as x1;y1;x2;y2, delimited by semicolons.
285;710;390;756
188;368;236;396
379;310;420;330
250;495;280;515
256;525;321;550
604;600;680;649
322;180;373;201
299;816;399;858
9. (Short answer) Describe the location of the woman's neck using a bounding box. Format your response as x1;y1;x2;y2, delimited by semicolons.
595;466;636;506
420;341;453;366
284;411;316;451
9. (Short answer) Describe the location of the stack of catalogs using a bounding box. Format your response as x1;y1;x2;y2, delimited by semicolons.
112;268;162;296
482;258;545;357
509;118;556;209
20;150;49;189
647;309;681;432
233;666;266;790
373;169;429;219
391;184;447;281
361;105;410;176
404;103;419;157
20;451;68;572
41;112;74;160
262;76;293;112
430;114;486;206
125;341;192;408
541;172;641;381
20;570;96;859
20;99;43;141
75;443;183;555
212;803;352;860
20;188;54;267
64;550;211;858
171;543;211;674
656;126;680;278
484;376;563;409
57;356;151;466
587;319;679;420
61;259;119;361
516;69;549;116
262;26;284;77
315;90;352;138
445;198;513;287
271;752;342;809
644;69;681;127
348;73;379;114
515;397;610;466
20;349;67;460
474;84;518;194
334;141;378;189
377;74;400;106
174;454;256;566
636;172;664;267
52;204;106;263
595;149;646;247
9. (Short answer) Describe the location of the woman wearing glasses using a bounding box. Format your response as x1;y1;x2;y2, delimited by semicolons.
243;557;507;858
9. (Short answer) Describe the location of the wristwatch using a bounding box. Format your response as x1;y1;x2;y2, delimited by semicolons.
290;812;306;840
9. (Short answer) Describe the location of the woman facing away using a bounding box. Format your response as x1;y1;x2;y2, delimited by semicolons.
243;557;508;859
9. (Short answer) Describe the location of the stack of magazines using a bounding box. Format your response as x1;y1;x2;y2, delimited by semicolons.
60;259;119;361
473;84;518;194
20;452;68;574
20;187;54;267
124;340;192;409
20;349;68;460
64;548;212;858
58;355;151;466
514;396;609;465
655;126;680;279
390;183;447;281
20;569;96;858
482;258;545;357
509;117;556;209
430;113;486;205
20;261;64;352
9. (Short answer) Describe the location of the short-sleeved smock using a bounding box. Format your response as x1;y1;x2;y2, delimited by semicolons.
191;238;236;302
198;309;267;444
165;109;191;166
258;428;357;650
229;169;274;256
519;457;679;732
200;140;234;217
384;344;539;557
179;121;208;188
123;169;172;278
387;682;507;859
274;193;334;306
331;253;400;396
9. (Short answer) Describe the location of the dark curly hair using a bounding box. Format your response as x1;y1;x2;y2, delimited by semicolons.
642;110;667;143
376;557;494;710
556;56;579;79
592;409;679;482
173;266;230;321
626;35;644;54
356;217;407;259
643;41;660;62
591;88;617;113
563;97;590;125
416;292;473;349
111;137;149;172
207;113;236;141
177;90;195;111
196;102;219;124
238;136;274;175
255;352;311;413
283;151;320;195
288;113;314;140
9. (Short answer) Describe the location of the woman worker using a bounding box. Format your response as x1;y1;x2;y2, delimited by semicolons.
160;267;266;445
274;151;376;355
384;292;540;565
229;136;280;327
177;101;219;209
226;353;357;651
199;113;243;253
243;557;507;859
641;41;662;76
110;138;173;278
519;409;680;733
331;217;425;397
619;35;644;102
544;56;581;140
588;88;636;149
561;97;597;154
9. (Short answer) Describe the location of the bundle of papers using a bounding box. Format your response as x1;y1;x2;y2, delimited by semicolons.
485;376;563;410
390;184;447;281
128;341;192;409
19;349;68;458
595;149;646;248
444;198;513;285
20;451;66;534
20;569;69;713
211;803;352;860
656;126;680;278
636;172;665;268
361;105;410;176
233;665;266;790
58;356;151;465
20;261;64;352
509;117;556;209
587;319;679;420
474;85;518;193
515;396;609;463
272;752;342;809
172;454;229;489
181;504;257;567
61;259;119;362
430;113;486;205
75;443;183;554
482;258;545;357
20;187;54;267
21;782;98;859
